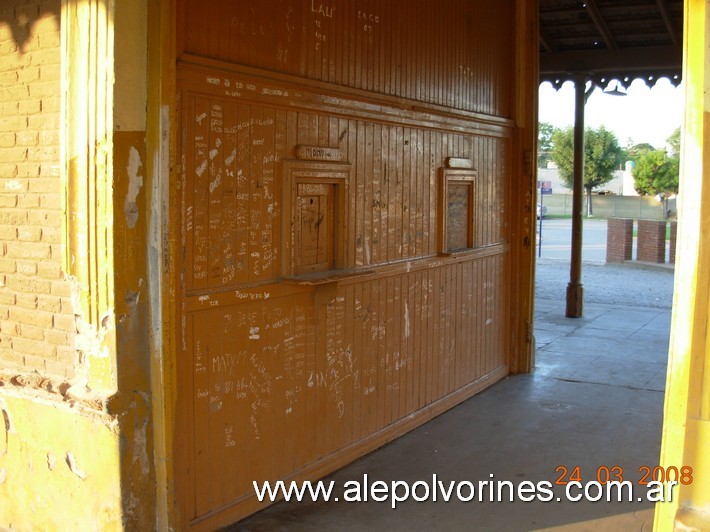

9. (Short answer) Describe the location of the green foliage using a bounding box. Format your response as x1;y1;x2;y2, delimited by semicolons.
550;126;622;192
633;149;679;198
667;127;681;156
537;121;555;168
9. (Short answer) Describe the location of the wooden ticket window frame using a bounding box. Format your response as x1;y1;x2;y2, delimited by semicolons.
439;167;477;254
282;160;351;278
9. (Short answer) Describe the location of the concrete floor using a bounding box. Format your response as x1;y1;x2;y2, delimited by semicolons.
233;293;671;531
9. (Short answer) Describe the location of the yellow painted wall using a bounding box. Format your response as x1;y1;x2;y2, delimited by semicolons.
655;0;710;529
0;391;122;529
0;0;157;529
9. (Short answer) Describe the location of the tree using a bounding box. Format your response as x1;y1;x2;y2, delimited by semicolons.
632;130;680;217
550;125;622;216
538;121;555;168
667;127;681;156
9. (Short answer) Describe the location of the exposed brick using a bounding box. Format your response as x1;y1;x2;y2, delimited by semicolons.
27;115;57;132
0;210;27;225
27;49;58;68
15;292;37;308
0;116;28;132
17;226;41;241
26;146;56;163
0;348;23;368
0;39;18;55
0;70;19;87
23;351;51;369
15;260;37;275
17;99;40;115
15;5;41;24
50;280;72;298
38;31;59;49
0;320;20;335
0;194;18;207
0;224;16;239
20;323;45;341
44;328;67;345
27;209;59;226
36;294;60;312
1;0;65;374
2;147;29;162
6;275;50;294
637;220;667;263
5;241;51;260
53;313;76;333
0;84;29;101
0;165;19;178
669;221;678;264
16;130;38;146
56;345;76;366
38;130;57;145
40;225;59;243
36;261;60;279
44;359;69;378
15;163;42;178
38;192;60;208
606;218;634;263
0;132;16;147
38;63;59;82
9;306;53;328
16;193;40;208
0;259;16;273
59;297;74;315
1;178;28;192
0;290;16;305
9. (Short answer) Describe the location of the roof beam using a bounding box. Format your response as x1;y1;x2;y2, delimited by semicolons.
583;0;617;50
540;45;682;74
656;0;679;46
539;27;558;53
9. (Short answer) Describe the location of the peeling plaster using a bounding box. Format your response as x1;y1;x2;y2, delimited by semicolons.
46;453;56;471
132;402;150;478
65;452;87;480
124;146;144;229
0;397;12;456
125;288;140;309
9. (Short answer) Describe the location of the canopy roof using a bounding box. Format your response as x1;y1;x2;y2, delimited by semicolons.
540;0;683;89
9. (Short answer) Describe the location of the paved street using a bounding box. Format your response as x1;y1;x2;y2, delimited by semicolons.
535;217;675;308
536;218;609;262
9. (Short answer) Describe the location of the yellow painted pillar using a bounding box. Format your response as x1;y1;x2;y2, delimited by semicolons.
62;0;117;393
655;0;710;529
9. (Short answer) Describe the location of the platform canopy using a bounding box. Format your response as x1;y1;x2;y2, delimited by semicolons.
540;0;683;89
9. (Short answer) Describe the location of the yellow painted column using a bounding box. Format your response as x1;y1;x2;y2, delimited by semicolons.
61;0;117;393
655;0;710;529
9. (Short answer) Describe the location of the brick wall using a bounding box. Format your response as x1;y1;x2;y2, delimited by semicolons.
606;218;633;262
0;1;76;378
669;221;677;264
637;219;667;264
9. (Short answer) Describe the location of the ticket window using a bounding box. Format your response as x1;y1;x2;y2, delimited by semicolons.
282;160;350;278
296;183;334;274
439;166;477;254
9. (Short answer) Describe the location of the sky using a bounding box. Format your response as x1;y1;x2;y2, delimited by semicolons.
538;78;684;150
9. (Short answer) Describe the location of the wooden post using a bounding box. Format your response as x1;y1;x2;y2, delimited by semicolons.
565;75;586;318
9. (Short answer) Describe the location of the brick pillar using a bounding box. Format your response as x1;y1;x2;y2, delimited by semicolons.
637;220;667;263
669;221;678;264
606;218;634;262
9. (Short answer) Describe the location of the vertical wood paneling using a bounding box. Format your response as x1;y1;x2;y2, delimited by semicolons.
180;0;514;117
178;1;516;523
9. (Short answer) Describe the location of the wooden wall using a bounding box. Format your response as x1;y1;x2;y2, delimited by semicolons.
175;0;519;527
